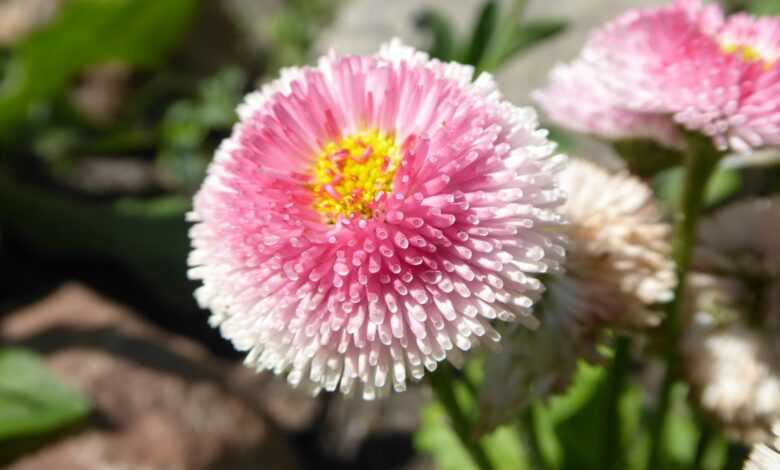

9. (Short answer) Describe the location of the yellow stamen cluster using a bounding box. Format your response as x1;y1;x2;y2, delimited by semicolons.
721;42;774;68
310;129;401;223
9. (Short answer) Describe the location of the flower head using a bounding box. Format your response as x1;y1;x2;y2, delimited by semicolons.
684;199;780;443
533;62;683;148
536;0;780;154
478;158;673;430
188;40;566;399
557;158;675;330
684;305;780;444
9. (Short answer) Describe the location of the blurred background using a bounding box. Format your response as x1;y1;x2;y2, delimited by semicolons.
0;0;776;469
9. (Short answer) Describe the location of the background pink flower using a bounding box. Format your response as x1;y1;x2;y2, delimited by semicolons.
533;61;683;148
188;40;566;399
537;0;780;154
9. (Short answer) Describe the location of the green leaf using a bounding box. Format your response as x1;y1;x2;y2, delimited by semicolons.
531;360;647;470
546;125;578;154
555;364;636;470
703;166;742;207
642;384;728;470
417;401;479;470
496;19;567;66
538;366;725;470
0;172;192;311
417;366;529;470
663;385;700;468
197;67;246;129
157;67;246;192
416;401;528;470
0;0;199;138
416;9;457;61
460;0;498;66
472;0;523;73
483;429;527;470
750;0;780;15
0;348;90;441
612;139;684;178
654;165;742;213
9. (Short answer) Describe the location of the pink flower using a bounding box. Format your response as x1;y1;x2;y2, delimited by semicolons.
536;0;780;154
187;40;566;399
533;61;683;148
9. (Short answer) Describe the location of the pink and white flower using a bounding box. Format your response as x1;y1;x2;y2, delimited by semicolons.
187;40;566;399
536;0;780;154
533;61;683;149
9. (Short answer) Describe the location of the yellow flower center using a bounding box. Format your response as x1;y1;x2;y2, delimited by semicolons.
721;42;774;68
309;129;401;223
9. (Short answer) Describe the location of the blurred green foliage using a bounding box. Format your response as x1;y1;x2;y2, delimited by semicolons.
612;139;683;179
0;172;191;310
749;0;780;15
0;0;198;140
418;359;731;470
0;0;338;315
416;363;527;470
654;165;743;214
158;66;247;192
269;0;341;70
0;349;91;463
417;0;567;73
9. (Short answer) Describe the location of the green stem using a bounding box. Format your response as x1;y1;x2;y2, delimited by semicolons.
724;442;750;470
647;136;721;470
519;407;548;470
429;365;495;470
603;336;631;470
691;419;714;470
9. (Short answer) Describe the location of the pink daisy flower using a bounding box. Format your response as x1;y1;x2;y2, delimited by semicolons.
533;61;683;149
187;40;566;399
536;0;780;154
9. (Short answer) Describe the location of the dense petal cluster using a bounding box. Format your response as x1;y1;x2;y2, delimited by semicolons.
685;313;780;443
684;200;780;443
535;0;780;154
557;158;675;330
478;158;673;430
188;40;566;399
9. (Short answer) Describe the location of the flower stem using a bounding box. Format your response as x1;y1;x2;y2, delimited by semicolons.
519;407;548;470
429;365;495;470
724;442;750;470
691;418;714;470
603;335;631;470
647;135;721;470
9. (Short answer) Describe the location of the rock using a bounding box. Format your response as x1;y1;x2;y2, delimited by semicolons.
62;156;159;195
69;63;132;125
1;283;312;470
228;368;321;433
